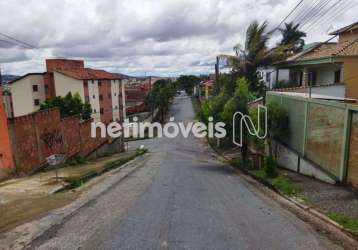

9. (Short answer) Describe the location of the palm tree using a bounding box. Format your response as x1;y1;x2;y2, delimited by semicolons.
279;22;306;53
232;21;271;92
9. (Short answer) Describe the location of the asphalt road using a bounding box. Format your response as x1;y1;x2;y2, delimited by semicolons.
30;96;341;250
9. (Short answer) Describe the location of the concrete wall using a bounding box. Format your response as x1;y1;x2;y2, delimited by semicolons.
53;72;85;100
340;57;358;101
311;84;346;98
274;141;336;184
11;74;46;117
88;80;101;122
111;80;120;121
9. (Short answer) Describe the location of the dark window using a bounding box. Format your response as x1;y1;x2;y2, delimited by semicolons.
100;108;104;114
108;93;111;99
93;94;96;99
93;109;97;113
335;70;341;83
99;94;103;101
32;85;38;92
34;99;40;106
98;80;102;86
266;72;271;83
114;93;117;96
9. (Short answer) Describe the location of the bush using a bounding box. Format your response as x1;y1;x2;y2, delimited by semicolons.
264;156;278;178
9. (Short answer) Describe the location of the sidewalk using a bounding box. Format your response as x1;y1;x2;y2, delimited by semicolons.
0;150;138;233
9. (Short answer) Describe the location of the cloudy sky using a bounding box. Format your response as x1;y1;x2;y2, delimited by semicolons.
0;0;357;76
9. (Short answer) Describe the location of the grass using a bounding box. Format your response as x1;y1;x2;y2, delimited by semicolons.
328;213;358;234
63;148;147;188
250;169;301;196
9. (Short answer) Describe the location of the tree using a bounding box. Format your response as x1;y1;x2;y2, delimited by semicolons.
220;77;253;162
40;92;92;120
176;75;201;95
250;101;288;157
279;22;306;53
232;21;272;94
145;79;176;122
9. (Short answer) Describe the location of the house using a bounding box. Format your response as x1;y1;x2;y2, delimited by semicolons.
7;59;127;123
257;67;289;89
273;22;358;100
0;90;14;174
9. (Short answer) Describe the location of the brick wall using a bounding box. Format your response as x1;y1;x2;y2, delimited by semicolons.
46;59;84;72
9;108;121;174
99;80;113;123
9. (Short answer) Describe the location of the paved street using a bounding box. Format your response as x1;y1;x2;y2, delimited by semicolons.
28;97;341;250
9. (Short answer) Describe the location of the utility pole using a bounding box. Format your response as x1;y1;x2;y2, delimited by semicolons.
215;56;220;94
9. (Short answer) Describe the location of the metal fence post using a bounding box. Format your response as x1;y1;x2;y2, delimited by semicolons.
340;108;352;183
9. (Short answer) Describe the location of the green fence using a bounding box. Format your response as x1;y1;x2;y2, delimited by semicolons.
267;92;358;182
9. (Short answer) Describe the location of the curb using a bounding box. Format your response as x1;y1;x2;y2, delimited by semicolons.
0;153;149;250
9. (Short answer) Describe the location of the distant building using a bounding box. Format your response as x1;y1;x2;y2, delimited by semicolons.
7;59;127;123
257;67;289;89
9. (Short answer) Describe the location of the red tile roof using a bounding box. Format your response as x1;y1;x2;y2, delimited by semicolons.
282;38;358;64
56;68;123;80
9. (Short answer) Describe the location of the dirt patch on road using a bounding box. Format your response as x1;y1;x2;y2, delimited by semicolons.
0;192;78;233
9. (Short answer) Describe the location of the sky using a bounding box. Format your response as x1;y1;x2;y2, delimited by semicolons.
0;0;357;77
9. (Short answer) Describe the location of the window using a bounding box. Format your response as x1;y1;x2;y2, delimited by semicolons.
93;109;97;113
93;94;96;99
98;80;102;86
91;80;95;84
100;108;104;114
99;94;103;101
335;70;341;83
114;93;117;96
32;85;38;92
34;99;40;106
108;93;111;99
85;96;90;103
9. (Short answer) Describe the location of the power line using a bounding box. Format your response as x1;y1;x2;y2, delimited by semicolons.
304;0;344;31
294;0;322;25
269;0;304;33
305;0;354;33
299;0;333;27
0;32;36;49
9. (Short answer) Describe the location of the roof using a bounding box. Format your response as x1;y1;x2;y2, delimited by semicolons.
56;68;123;80
8;72;45;84
329;22;358;35
278;38;358;66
